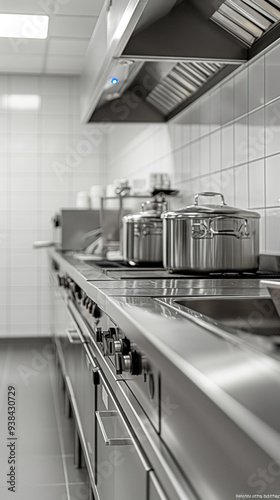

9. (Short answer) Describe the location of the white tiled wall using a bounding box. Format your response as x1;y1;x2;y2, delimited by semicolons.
106;37;280;256
4;37;280;338
0;75;105;337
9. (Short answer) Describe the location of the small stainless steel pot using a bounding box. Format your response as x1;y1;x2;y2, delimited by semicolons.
122;197;167;265
161;192;260;272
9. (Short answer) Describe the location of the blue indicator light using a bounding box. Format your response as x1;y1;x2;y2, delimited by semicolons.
111;77;118;84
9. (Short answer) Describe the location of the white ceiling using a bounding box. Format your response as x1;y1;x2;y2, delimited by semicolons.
0;0;104;75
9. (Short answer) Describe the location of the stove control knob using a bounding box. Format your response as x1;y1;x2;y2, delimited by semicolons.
65;277;72;289
102;328;121;356
115;353;123;375
102;333;110;356
108;337;130;356
122;354;132;373
82;294;88;306
115;351;142;375
69;281;82;300
57;274;64;287
92;304;102;319
86;299;93;312
95;327;103;343
69;281;80;299
88;300;95;314
129;351;142;375
75;287;82;301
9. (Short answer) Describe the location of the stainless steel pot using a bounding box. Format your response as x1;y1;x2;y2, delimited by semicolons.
122;197;167;265
161;192;260;272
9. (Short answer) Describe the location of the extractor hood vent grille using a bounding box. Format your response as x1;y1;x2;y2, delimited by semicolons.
146;61;225;114
211;0;280;46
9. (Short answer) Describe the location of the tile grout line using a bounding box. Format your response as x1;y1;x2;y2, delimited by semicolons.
263;51;267;252
6;75;11;335
48;360;71;500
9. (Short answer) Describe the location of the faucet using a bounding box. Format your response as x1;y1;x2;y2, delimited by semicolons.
81;228;104;255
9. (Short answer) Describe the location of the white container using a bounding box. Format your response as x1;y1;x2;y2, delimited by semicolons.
76;191;90;208
105;184;119;209
90;185;104;209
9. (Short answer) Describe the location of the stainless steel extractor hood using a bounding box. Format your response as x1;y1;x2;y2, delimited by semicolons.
81;0;280;123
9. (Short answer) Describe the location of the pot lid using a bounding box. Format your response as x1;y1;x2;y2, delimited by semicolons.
123;197;167;222
161;192;261;219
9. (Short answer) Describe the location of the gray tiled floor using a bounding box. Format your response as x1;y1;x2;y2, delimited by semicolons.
0;338;91;500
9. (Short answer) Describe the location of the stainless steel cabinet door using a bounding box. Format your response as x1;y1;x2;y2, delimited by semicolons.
75;343;98;478
50;273;69;344
51;273;80;380
149;472;168;500
96;375;151;500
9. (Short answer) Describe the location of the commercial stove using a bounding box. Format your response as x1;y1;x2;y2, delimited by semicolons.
50;248;280;500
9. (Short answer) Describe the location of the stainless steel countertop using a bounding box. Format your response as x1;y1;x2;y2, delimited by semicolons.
50;248;280;360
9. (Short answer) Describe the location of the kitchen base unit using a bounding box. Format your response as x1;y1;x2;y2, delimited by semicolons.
50;261;187;500
49;249;280;500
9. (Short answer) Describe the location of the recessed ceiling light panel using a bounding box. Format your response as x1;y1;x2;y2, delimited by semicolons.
0;94;41;110
0;13;49;39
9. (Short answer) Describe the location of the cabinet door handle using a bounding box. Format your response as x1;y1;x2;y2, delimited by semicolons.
84;343;99;371
96;411;132;446
66;328;81;344
66;301;85;343
87;441;93;456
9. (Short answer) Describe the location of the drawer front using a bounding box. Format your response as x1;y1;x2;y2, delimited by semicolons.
96;410;149;500
51;279;71;341
96;375;150;500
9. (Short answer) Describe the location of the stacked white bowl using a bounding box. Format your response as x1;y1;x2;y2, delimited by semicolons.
90;185;104;209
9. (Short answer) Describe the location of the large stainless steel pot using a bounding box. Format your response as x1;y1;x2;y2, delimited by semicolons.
122;197;167;265
161;192;260;272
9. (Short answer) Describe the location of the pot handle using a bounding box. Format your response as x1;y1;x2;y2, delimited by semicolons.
210;216;250;238
193;192;226;206
192;217;250;239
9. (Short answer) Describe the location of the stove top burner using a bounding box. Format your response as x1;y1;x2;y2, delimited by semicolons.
87;260;164;269
174;270;280;279
88;260;280;280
